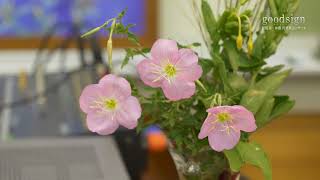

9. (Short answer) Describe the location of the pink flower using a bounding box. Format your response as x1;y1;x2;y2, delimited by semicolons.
137;39;202;101
79;74;141;135
198;106;257;151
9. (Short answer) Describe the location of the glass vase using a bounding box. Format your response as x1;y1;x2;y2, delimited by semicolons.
168;143;240;180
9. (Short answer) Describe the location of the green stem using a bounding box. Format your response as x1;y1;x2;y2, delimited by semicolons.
249;70;259;88
196;80;207;93
236;0;241;9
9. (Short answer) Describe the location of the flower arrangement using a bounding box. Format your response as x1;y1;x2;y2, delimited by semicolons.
79;0;299;179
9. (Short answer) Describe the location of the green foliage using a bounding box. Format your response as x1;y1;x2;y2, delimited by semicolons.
121;48;150;69
199;58;214;75
270;95;295;119
224;142;272;180
201;0;219;51
81;9;129;38
81;0;298;177
240;70;292;114
255;97;275;128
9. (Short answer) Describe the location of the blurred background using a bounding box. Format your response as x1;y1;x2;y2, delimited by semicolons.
0;0;319;180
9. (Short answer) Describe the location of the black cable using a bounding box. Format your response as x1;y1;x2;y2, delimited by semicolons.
0;23;91;110
0;21;108;110
31;21;72;72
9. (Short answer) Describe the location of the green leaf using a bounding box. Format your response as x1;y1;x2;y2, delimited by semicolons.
224;142;272;180
199;58;214;75
270;96;295;119
252;35;264;59
177;42;201;49
121;54;131;69
224;40;239;72
121;48;150;69
201;0;217;40
223;40;265;72
212;54;232;93
228;74;248;92
237;142;272;180
241;89;267;114
240;0;249;5
128;31;139;45
261;65;285;75
241;69;291;114
201;0;221;52
255;97;275;128
238;54;266;71
224;148;243;171
258;65;285;81
117;8;128;19
121;49;133;69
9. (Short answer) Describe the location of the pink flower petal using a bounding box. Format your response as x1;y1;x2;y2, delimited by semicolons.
137;59;163;87
177;64;202;82
206;106;231;114
162;79;196;101
229;105;257;132
198;114;217;139
151;39;178;61
174;48;199;67
99;74;131;100
79;84;103;113
86;112;119;135
208;127;241;152
115;96;141;129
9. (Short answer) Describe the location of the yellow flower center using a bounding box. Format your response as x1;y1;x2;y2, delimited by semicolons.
217;112;231;123
164;64;177;77
104;99;117;110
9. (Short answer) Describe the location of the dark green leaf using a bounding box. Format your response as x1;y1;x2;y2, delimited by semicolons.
255;97;275;128
258;65;285;81
201;0;217;40
117;8;128;19
199;58;214;75
261;65;285;75
237;142;272;180
252;35;264;59
212;54;232;93
177;42;201;49
224;142;272;180
223;40;265;72
224;40;239;72
270;96;295;119
224;148;243;171
121;54;131;69
128;32;139;45
202;0;221;52
241;70;291;114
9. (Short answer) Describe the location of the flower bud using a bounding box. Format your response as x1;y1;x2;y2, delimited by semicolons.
236;34;243;50
248;37;253;55
107;39;113;68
